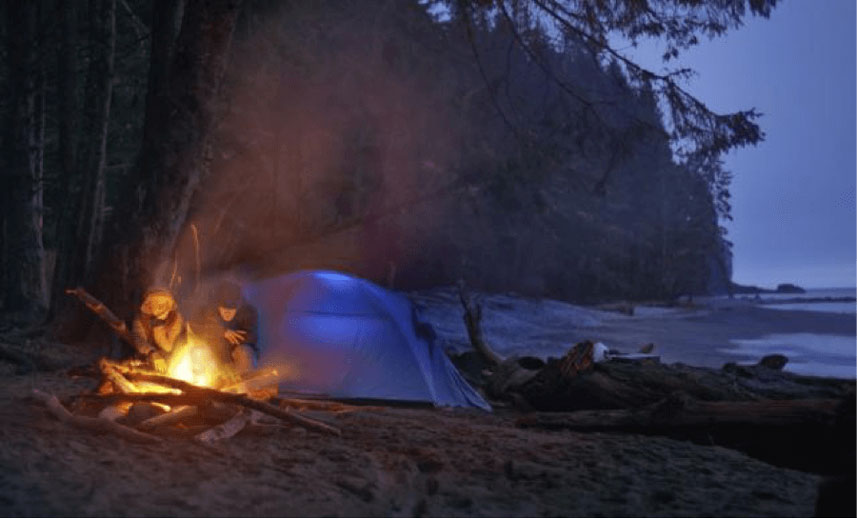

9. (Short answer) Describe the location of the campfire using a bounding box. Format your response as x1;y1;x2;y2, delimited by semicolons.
30;289;365;444
164;325;233;389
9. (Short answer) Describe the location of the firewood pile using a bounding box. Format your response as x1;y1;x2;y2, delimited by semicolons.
31;359;362;444
27;287;383;443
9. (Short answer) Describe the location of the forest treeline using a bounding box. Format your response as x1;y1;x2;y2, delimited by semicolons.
1;0;772;327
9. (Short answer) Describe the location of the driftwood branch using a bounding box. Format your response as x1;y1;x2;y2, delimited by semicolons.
125;373;341;436
65;287;134;345
138;405;197;430
195;409;253;443
273;397;386;414
457;280;502;368
32;389;161;444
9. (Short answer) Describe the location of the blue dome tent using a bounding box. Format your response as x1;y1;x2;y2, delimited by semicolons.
242;270;490;410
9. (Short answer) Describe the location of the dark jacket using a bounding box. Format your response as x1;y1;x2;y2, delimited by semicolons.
193;304;259;363
222;304;259;352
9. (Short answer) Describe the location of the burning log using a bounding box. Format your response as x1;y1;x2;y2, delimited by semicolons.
125;372;342;436
99;359;140;393
77;392;199;407
32;389;161;444
44;350;345;442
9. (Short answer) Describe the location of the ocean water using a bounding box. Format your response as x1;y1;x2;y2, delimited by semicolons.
748;287;857;315
758;287;855;300
720;288;856;378
723;333;856;379
765;301;856;314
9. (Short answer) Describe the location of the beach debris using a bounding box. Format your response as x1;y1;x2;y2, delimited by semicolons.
31;388;162;444
559;342;597;377
479;340;850;414
457;280;503;368
592;342;610;363
758;354;789;370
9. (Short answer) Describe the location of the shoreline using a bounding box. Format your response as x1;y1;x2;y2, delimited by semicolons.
411;288;856;379
592;301;855;376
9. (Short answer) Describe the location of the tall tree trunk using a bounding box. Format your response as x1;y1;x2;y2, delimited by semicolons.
2;1;47;318
53;0;116;338
34;0;47;288
74;0;116;285
141;0;184;155
48;0;80;317
91;0;241;322
51;0;116;338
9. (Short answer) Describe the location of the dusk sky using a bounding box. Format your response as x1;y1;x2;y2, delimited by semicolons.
621;0;856;289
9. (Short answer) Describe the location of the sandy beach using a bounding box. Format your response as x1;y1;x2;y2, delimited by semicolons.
0;292;852;516
0;370;822;517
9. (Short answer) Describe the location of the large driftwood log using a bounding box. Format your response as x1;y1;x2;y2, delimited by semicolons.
32;389;161;444
517;393;855;475
125;373;341;436
516;395;842;431
509;355;855;412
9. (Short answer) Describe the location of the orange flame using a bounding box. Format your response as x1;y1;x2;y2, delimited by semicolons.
165;324;237;389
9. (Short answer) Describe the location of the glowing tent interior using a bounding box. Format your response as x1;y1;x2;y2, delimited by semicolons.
243;270;490;410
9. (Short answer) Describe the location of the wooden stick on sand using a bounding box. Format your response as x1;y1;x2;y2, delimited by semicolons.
125;373;342;436
32;389;161;444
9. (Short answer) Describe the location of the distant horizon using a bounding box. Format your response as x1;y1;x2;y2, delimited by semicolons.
731;281;856;291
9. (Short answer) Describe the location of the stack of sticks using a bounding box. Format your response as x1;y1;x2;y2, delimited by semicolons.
31;360;371;444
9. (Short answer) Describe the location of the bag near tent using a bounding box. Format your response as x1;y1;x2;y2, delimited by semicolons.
243;270;490;410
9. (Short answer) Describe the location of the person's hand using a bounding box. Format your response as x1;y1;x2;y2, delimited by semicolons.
224;329;247;345
147;351;167;373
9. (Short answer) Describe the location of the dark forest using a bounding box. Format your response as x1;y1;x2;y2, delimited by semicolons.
1;0;771;329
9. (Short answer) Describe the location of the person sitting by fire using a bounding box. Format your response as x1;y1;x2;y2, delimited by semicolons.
131;288;185;372
206;280;259;375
